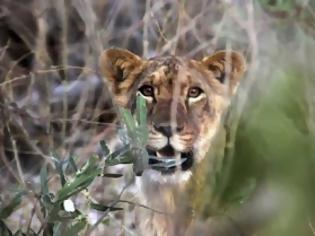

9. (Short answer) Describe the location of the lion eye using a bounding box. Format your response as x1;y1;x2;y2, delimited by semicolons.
188;87;203;98
139;85;154;97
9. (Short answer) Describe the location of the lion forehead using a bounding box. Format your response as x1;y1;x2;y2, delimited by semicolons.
140;56;202;87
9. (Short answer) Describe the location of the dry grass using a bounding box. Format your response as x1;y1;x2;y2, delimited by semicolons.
0;0;315;235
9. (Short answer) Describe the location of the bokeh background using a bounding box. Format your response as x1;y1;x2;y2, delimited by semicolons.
0;0;315;235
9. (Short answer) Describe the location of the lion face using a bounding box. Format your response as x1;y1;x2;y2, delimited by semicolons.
100;48;246;175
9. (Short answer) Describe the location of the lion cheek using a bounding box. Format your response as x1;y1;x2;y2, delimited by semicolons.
193;118;221;162
170;135;191;152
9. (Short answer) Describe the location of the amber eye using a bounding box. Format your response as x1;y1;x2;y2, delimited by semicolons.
138;85;154;97
188;87;203;98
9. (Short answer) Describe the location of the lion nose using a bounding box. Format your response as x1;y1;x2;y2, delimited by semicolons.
153;123;184;137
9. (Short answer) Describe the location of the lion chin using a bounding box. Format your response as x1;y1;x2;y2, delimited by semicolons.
141;167;193;184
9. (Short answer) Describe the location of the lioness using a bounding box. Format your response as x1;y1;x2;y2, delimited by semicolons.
100;48;246;236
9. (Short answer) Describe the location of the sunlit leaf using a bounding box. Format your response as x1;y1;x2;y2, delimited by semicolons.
136;95;147;127
56;155;101;202
119;108;136;135
105;145;133;166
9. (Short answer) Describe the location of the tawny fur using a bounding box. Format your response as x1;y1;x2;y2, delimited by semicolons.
100;48;246;236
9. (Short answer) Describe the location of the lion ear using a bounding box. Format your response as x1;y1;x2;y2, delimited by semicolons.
100;48;143;84
201;50;246;93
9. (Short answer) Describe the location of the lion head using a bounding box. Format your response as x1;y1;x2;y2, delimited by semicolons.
100;48;246;176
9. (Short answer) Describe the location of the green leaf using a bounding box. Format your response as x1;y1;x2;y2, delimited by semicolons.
0;192;25;219
67;154;78;173
105;145;133;166
100;140;110;157
119;108;136;135
258;0;295;12
40;192;54;214
51;152;66;187
90;202;123;212
105;154;134;166
40;164;49;196
136;97;148;144
136;95;147;127
56;156;101;202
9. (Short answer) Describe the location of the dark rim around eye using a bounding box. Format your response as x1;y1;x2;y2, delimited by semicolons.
188;87;203;98
139;85;154;97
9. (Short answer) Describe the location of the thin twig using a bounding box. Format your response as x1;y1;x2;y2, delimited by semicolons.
118;200;168;215
86;178;134;234
6;124;25;187
142;0;150;57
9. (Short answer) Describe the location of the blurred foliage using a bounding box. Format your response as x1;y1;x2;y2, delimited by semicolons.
0;0;315;235
0;96;150;235
217;64;315;235
259;0;297;11
0;94;186;235
0;192;25;220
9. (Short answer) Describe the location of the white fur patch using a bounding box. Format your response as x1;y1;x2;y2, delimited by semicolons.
147;133;168;150
188;93;206;105
170;135;187;152
139;169;192;185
